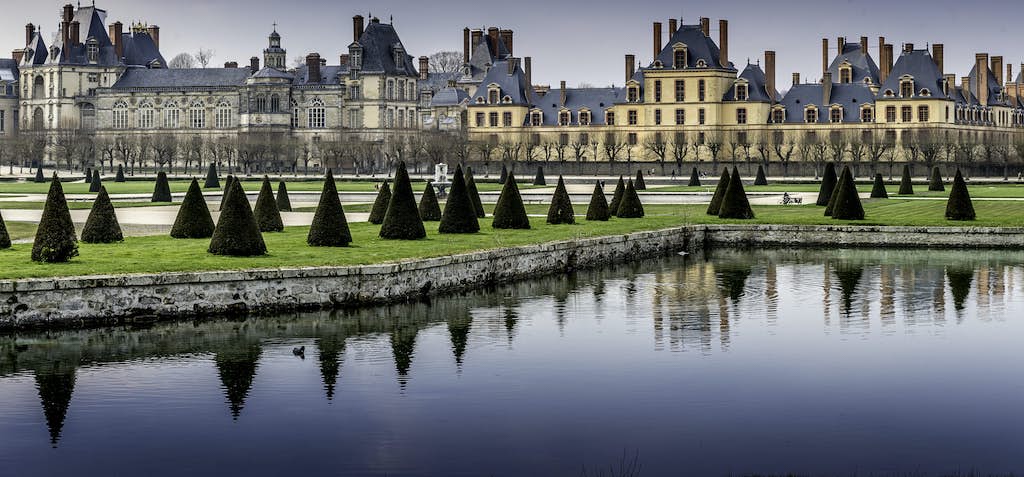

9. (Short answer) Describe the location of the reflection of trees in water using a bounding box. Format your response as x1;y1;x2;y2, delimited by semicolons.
317;333;345;401
716;263;751;305
213;332;262;420
35;360;77;447
390;323;418;389
946;268;975;314
447;310;472;367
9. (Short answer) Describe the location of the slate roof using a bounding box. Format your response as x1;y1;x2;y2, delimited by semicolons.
530;87;624;126
967;63;1008;107
252;67;294;79
422;71;459;94
111;68;251;89
291;65;345;85
0;59;19;83
827;43;880;85
23;32;47;65
646;24;734;71
876;50;948;100
723;63;775;102
30;6;164;68
430;86;471;107
779;83;875;123
120;32;165;67
473;59;532;105
353;19;417;77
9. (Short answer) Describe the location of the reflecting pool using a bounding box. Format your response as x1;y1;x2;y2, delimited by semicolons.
2;249;1024;476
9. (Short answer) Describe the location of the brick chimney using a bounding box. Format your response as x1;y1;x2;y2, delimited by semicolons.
463;28;471;64
1007;64;1013;89
625;54;635;83
977;53;989;105
306;53;322;82
250;56;260;73
860;36;868;55
224;61;238;68
61;20;69;50
932;44;944;75
962;76;971;102
353;15;365;43
822;38;829;75
525;56;532;88
147;25;160;49
419;56;429;80
765;50;776;102
652;22;662;63
12;50;24;64
69;21;80;46
793;72;801;86
63;3;73;22
110;21;123;59
25;24;35;46
700;17;710;37
500;29;513;57
668;18;678;36
992;56;1003;86
944;74;955;97
560;80;567;107
878;36;886;78
340;54;349;66
837;37;845;53
488;27;500;56
823;71;833;105
471;30;483;56
719;20;729;68
882;44;893;83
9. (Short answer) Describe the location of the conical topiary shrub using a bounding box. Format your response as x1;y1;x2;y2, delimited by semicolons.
824;166;849;217
464;167;486;218
707;169;731;216
498;165;508;184
368;180;391;225
85;167;92;184
115;164;125;182
585;181;610;222
438;165;480;234
616;180;645;218
380;161;426;240
276;181;292;212
31;174;78;263
534;166;546;186
89;169;101;193
418;182;442;221
608;176;626;213
816;162;838;206
0;211;11;249
80;186;123;243
870;173;889;199
830;166;865;220
898;165;914;195
171;179;216;239
945;169;976;221
634;170;647;190
492;173;530;230
928;166;945;192
34;167;45;183
152;171;172;202
546;176;575;225
308;170;352;247
754;165;768;186
688;167;701;187
220;175;235;211
208;177;266;256
253;176;284;232
204;163;220;189
718;167;755;220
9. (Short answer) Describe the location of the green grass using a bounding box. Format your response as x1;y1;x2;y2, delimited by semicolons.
0;179;539;196
3;222;37;241
0;201;161;210
649;182;1024;198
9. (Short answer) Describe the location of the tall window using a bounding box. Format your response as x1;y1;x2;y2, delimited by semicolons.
673;48;687;68
164;102;179;128
805;107;818;123
654;109;662;125
736;84;748;101
386;110;395;128
398;80;406;100
216;102;233;128
308;98;325;128
901;106;913;122
886;106;897;123
255;95;267;112
137;102;154;129
840;66;852;84
387;80;395;100
530;111;542;126
503;111;513;127
87;39;99;63
675;80;685;102
476;112;485;127
1;110;5;132
771;109;784;123
627;86;639;102
606;111;615;126
830;107;843;123
488;89;499;104
698;80;706;101
489;112;498;127
900;79;914;98
559;110;571;126
627;110;638;125
579;111;591;126
861;107;874;123
270;94;280;113
397;110;405;128
918;105;930;122
736;108;747;124
675;109;685;125
189;101;205;128
698;108;706;125
112;101;129;129
654;80;662;102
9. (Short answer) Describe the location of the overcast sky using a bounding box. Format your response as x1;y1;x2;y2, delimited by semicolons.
4;0;1023;88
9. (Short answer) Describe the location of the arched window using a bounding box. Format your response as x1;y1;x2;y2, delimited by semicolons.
308;98;325;128
215;102;233;128
270;94;280;112
80;103;96;130
255;95;267;112
113;101;129;129
32;76;44;99
291;100;300;128
189;101;205;129
386;109;394;128
138;101;154;129
900;78;914;98
164;101;180;128
32;107;44;130
839;65;852;84
87;38;99;63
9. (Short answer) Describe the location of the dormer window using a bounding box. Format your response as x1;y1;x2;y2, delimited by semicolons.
830;105;843;123
673;45;688;69
475;97;485;104
900;77;914;98
805;106;819;123
627;85;639;102
861;105;874;123
696;59;707;68
530;110;543;126
579;110;591;126
488;86;499;104
652;60;664;69
920;88;932;97
558;110;571;126
349;46;363;70
735;83;748;101
771;108;785;124
839;64;853;84
50;46;59;60
502;95;512;104
86;38;99;63
393;46;405;69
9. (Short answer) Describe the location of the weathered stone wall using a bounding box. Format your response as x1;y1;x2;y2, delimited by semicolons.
702;225;1024;249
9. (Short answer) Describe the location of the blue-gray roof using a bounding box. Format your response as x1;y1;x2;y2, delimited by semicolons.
779;83;875;123
967;64;1007;107
120;32;165;68
723;64;774;102
0;59;18;83
530;87;624;126
646;24;734;71
252;67;294;79
473;59;532;105
430;86;470;107
111;68;251;89
828;43;880;85
24;33;47;65
292;65;345;85
877;50;948;101
353;20;417;77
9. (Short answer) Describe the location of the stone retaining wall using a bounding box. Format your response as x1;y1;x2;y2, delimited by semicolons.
702;224;1024;249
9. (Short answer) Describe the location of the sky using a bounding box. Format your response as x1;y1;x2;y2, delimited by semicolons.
3;0;1023;89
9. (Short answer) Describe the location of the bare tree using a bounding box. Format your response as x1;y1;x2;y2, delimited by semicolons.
499;140;522;163
846;131;867;177
168;52;196;69
865;131;892;178
771;131;796;178
52;126;81;172
150;134;179;171
670;132;691;175
754;131;772;176
704;131;723;173
643;134;668;174
0;137;10;174
194;49;215;68
428;51;462;75
602;133;627;165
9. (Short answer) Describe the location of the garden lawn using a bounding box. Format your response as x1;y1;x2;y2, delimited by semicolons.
0;179;539;196
2;222;37;241
0;201;159;210
649;183;1024;198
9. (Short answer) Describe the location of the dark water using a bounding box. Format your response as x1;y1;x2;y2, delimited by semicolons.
2;249;1024;476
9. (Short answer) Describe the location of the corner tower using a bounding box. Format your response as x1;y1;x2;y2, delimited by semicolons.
264;26;287;70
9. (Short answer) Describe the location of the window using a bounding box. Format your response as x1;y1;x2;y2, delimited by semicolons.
627;110;638;125
397;110;405;128
861;107;874;123
255;95;267;112
530;111;542;126
698;80;706;101
805;107;818;123
0;111;4;132
627;86;639;102
886;106;897;123
673;47;687;68
675;80;685;102
839;66;852;84
771;109;785;123
270;94;280;113
901;106;912;122
112;101;129;129
884;130;897;145
488;112;498;127
307;98;325;128
675;109;685;125
559;110;571;126
293;104;301;128
580;133;590;144
397;80;406;101
830;107;842;123
488;89;499;104
627;132;638;145
164;102;179;128
900;79;914;98
606;111;615;126
737;131;748;145
350;85;360;100
189;101;206;129
216;102;233;128
387;80;395;100
559;133;569;146
654;80;662;102
654;109;662;125
736;108;747;124
386;110;394;128
698;108;705;125
736;84;748;101
918;105;929;122
503;111;513;127
138;102;154;129
87;39;99;63
475;112;485;127
579;110;591;126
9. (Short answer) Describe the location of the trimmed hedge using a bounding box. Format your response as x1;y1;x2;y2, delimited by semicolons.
380;161;427;240
115;165;125;182
754;165;768;186
829;165;865;220
816;162;838;206
438;165;480;234
706;168;731;216
171;178;216;239
152;171;172;202
824;166;848;216
945;169;976;221
418;182;442;221
634;170;647;190
870;173;889;199
31;175;79;263
546;176;575;225
276;181;292;212
208;178;267;256
492;173;530;229
81;186;123;243
89;169;102;193
0;211;11;249
608;176;626;214
219;175;235;211
718;167;755;220
368;180;391;225
585;181;610;221
688;167;701;187
464;167;486;218
898;165;914;195
34;167;45;183
204;163;220;189
498;165;508;184
307;170;352;247
534;166;546;186
616;180;645;218
85;167;92;184
253;176;284;232
928;166;945;192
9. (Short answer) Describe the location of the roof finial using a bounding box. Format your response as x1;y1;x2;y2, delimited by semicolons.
272;21;277;32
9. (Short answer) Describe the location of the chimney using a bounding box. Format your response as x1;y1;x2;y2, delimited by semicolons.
822;38;829;75
12;50;24;64
112;21;123;59
25;24;35;46
307;53;322;82
932;43;944;75
962;76;971;102
471;30;483;56
977;53;989;105
823;71;833;105
1007;64;1013;89
719;20;729;68
463;28;471;64
765;50;776;102
224;61;238;68
992;56;1004;86
488;27;500;56
560;80;567;107
525;56;532;88
63;3;74;22
419;55;429;80
250;56;260;73
878;36;886;69
837;37;845;53
653;22;662;62
353;15;365;42
860;36;868;54
882;44;894;83
500;29;513;57
147;25;160;49
625;54;636;83
669;18;678;36
904;43;914;53
793;72;801;86
61;20;69;50
339;54;349;66
700;17;710;37
69;21;80;46
944;74;955;97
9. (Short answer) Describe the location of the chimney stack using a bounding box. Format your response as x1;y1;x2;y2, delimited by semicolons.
525;56;532;88
860;36;868;54
353;15;365;42
63;3;73;22
977;53;989;105
488;27;500;56
700;17;710;37
719;20;729;68
224;61;238;68
822;38;829;75
669;18;678;36
823;71;833;105
463;28;471;64
61;20;69;50
625;54;635;83
793;72;801;86
111;21;123;59
653;22;662;63
12;50;24;64
878;36;886;72
904;43;914;53
69;21;80;46
837;37;845;53
765;50;776;102
307;53;322;82
340;54;349;66
882;44;893;83
992;56;1004;86
944;74;955;97
560;80;567;107
250;56;260;73
1007;64;1013;89
962;76;971;102
147;25;160;49
932;44;944;75
419;56;429;80
25;24;35;46
471;30;483;57
500;29;514;57
507;57;517;75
